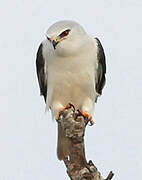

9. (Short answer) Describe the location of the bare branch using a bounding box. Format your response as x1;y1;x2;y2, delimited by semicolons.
105;171;114;180
57;106;114;180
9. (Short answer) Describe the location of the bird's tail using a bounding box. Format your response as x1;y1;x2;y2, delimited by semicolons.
57;123;70;160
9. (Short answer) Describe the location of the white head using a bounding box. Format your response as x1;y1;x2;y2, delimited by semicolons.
45;20;87;56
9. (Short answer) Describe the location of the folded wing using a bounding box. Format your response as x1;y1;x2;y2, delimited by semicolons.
95;38;106;101
36;43;47;102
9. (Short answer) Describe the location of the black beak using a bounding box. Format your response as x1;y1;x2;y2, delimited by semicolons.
46;36;51;42
52;40;58;49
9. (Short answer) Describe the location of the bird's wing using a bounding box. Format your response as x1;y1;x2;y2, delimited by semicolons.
94;38;106;101
36;43;47;102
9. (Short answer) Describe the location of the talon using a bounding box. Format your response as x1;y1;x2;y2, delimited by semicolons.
56;103;74;120
77;110;94;126
89;119;94;126
68;103;75;111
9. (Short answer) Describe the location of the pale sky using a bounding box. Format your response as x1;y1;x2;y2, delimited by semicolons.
0;0;142;179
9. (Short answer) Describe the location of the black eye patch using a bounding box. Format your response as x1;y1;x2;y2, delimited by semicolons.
59;29;71;38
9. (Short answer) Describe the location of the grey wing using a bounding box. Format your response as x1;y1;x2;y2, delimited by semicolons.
95;38;106;101
36;43;47;102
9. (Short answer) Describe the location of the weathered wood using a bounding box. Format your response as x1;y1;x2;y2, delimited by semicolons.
57;106;114;180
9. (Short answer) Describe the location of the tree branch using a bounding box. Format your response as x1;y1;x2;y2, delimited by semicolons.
57;106;114;180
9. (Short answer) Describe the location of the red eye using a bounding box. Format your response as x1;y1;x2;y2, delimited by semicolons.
59;29;70;38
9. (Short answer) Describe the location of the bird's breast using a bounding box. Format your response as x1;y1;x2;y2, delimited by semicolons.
47;53;96;109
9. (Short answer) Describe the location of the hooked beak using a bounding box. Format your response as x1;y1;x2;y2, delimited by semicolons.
46;35;59;49
52;40;59;49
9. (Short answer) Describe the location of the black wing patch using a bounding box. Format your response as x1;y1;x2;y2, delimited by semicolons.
95;38;106;96
36;43;47;102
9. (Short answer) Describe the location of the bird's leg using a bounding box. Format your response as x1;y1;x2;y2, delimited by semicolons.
56;103;75;120
77;110;94;126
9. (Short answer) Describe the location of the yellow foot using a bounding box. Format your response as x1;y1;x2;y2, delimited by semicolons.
56;103;74;120
78;111;94;126
89;118;94;126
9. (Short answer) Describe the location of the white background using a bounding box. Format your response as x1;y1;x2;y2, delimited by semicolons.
0;0;142;179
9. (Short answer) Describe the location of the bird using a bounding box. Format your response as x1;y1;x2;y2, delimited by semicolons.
36;20;106;160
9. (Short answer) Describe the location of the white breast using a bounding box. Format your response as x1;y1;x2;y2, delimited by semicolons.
43;36;98;117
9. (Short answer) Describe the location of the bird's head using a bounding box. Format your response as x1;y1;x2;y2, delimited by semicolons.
45;20;87;56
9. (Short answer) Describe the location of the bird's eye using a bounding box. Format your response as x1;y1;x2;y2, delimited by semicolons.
59;29;70;38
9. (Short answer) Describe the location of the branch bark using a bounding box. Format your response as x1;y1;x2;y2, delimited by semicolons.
57;106;114;180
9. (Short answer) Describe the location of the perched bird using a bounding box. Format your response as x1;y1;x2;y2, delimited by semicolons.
36;20;106;160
